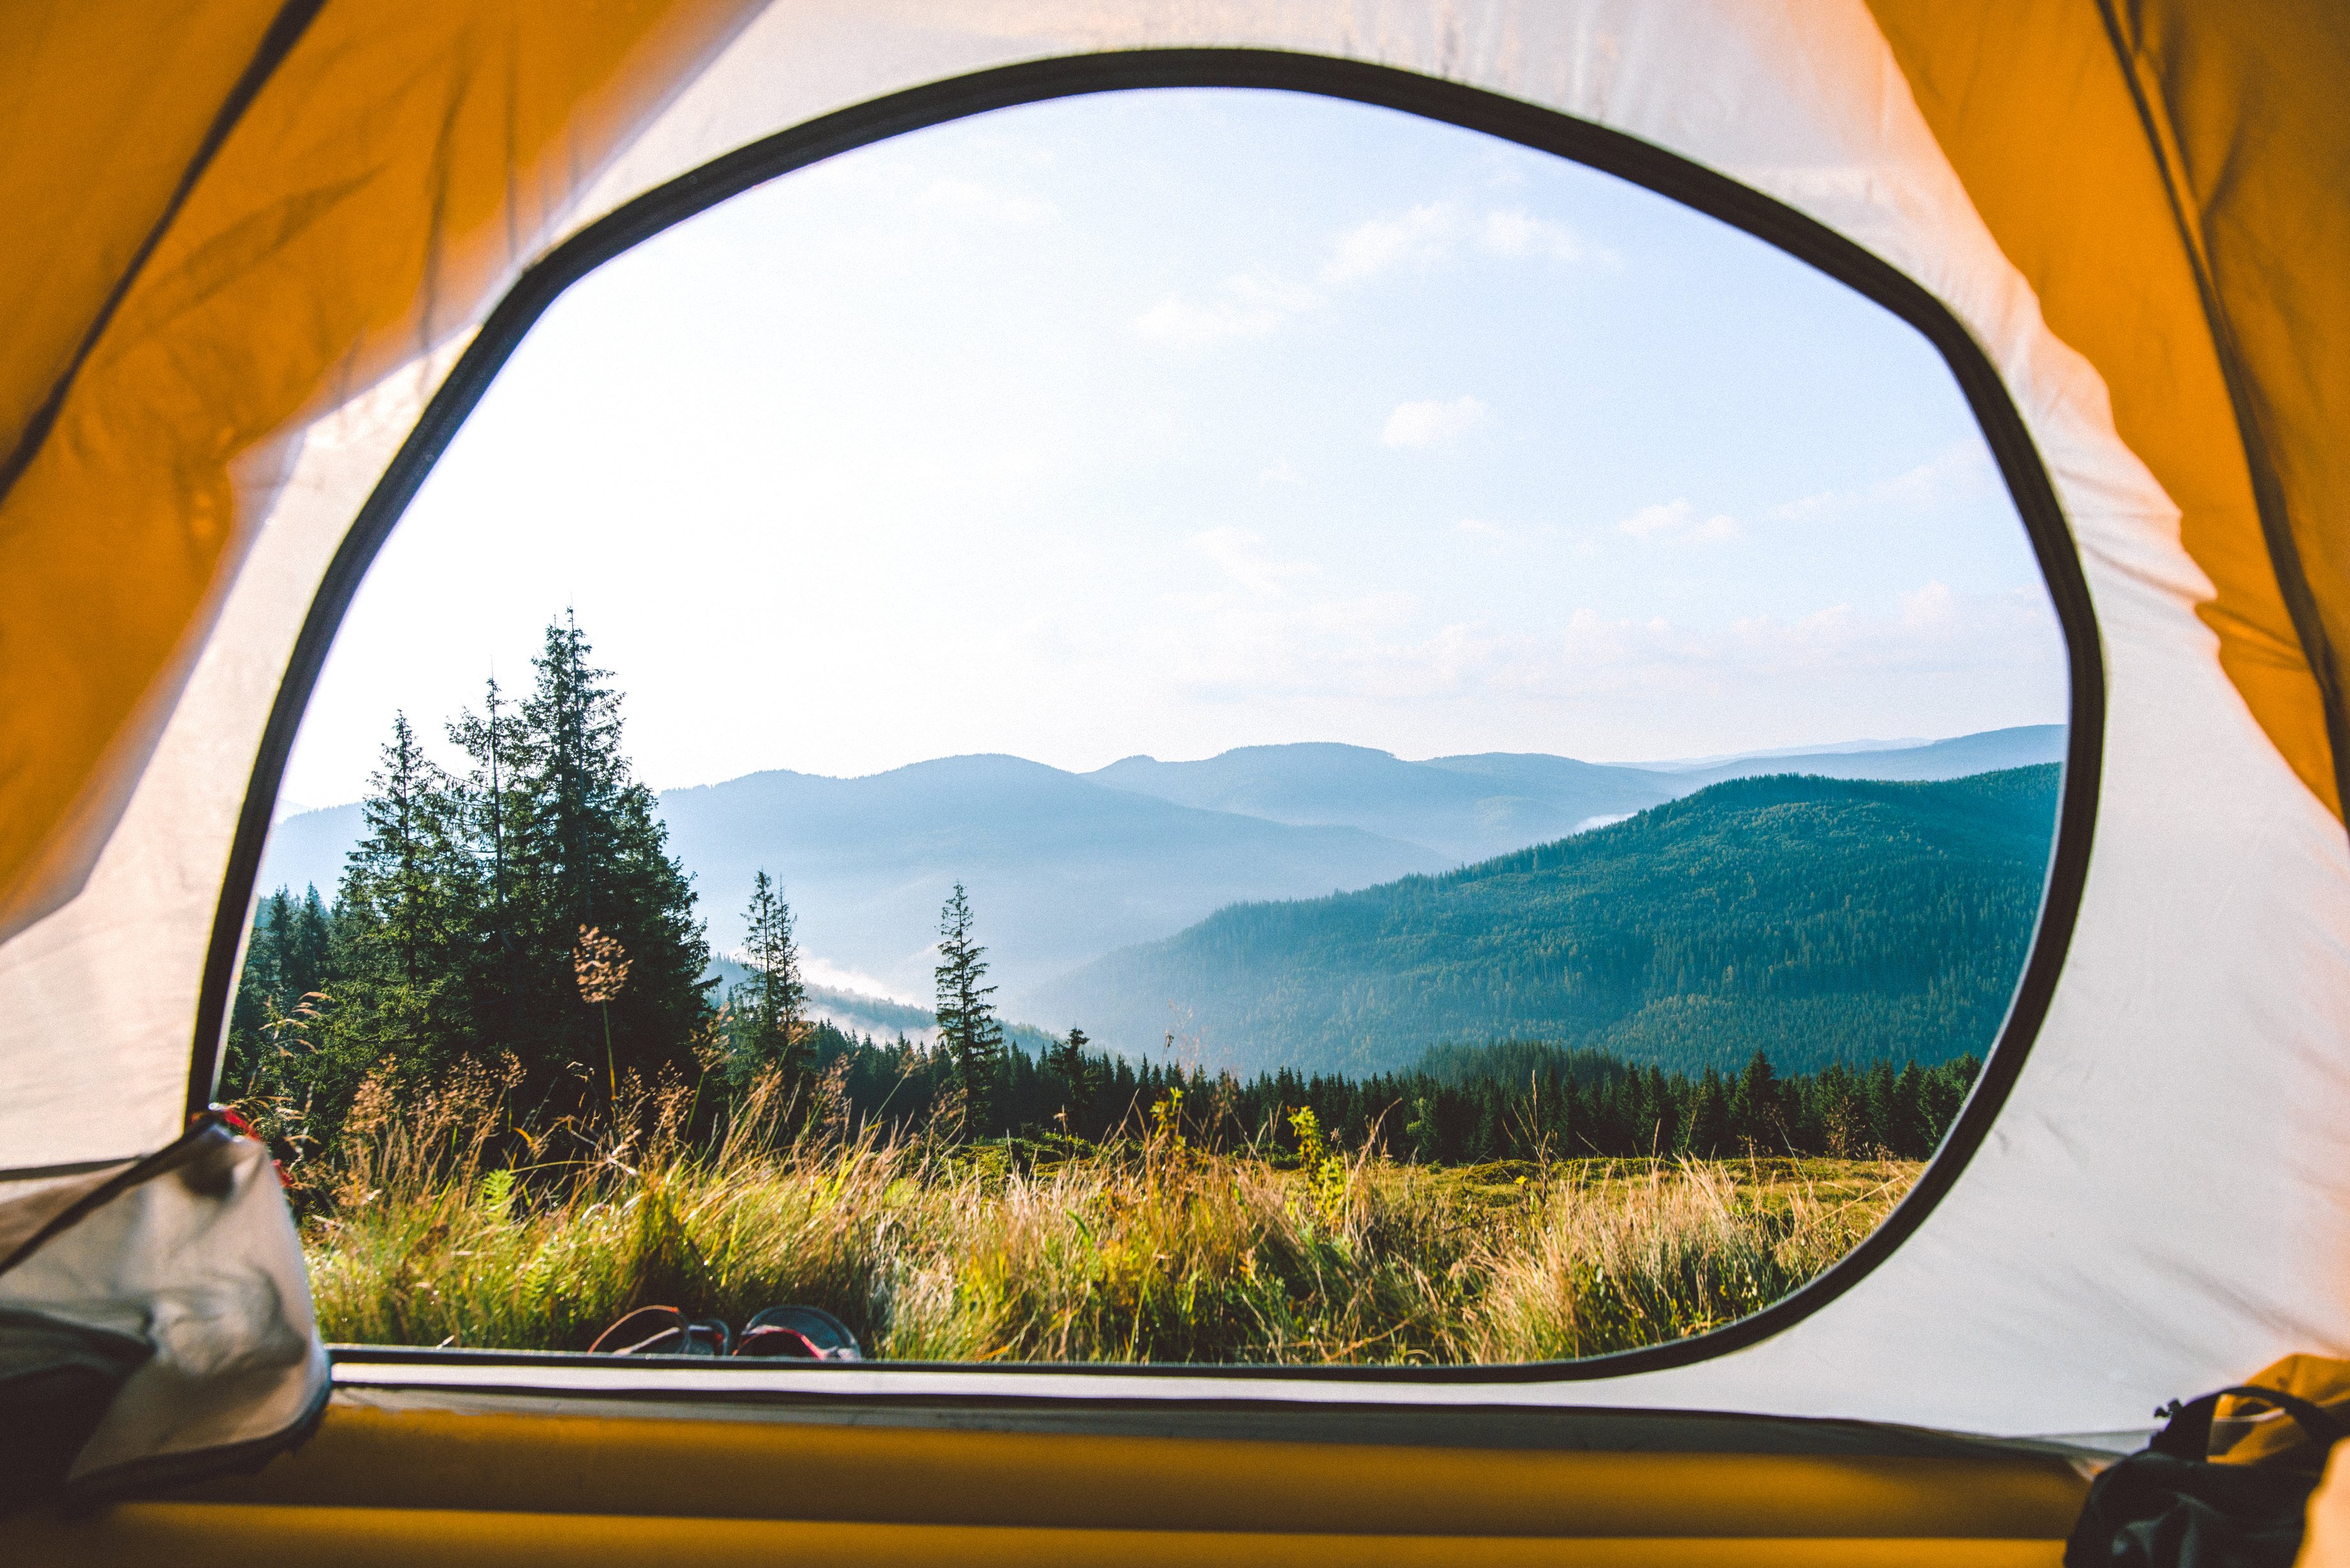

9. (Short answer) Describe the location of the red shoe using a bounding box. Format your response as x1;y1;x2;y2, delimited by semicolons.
586;1306;731;1357
734;1305;860;1361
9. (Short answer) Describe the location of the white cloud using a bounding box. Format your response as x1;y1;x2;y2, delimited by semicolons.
1616;499;1740;543
1132;296;1279;344
1322;202;1459;284
1454;518;1510;541
1338;585;2057;704
1144;199;1599;350
1480;207;1588;262
1133;273;1321;344
1152;589;1421;700
1192;527;1316;596
1900;580;1957;628
1383;395;1488;448
1122;569;2062;757
1769;443;1995;522
1323;201;1606;285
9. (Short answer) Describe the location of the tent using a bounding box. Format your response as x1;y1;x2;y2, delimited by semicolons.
4;0;2346;1558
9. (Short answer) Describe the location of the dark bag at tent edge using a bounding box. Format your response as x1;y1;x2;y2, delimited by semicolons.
0;1114;331;1516
2067;1375;2350;1567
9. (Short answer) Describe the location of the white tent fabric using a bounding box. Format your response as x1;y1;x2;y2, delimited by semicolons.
4;0;2345;1440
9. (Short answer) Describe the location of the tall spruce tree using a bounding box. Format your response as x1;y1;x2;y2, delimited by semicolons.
344;715;468;990
731;871;810;1089
449;675;527;1054
303;714;476;1133
503;614;709;1107
932;882;1004;1133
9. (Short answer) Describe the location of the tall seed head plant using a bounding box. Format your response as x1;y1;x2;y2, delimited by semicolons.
572;924;630;1098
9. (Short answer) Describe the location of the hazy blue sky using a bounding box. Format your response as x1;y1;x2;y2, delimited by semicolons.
284;88;2065;808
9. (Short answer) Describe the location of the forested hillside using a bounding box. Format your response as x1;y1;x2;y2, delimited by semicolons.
1025;766;2060;1077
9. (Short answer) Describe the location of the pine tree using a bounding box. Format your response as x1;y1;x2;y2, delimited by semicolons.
351;716;466;984
1888;1062;1928;1156
503;614;710;1108
932;882;1004;1133
731;870;810;1089
284;885;333;1000
283;714;477;1147
222;882;340;1111
327;712;472;1069
448;675;526;1052
1864;1059;1898;1153
1731;1048;1783;1151
1917;1054;1978;1150
1681;1067;1731;1156
1043;1025;1096;1133
449;677;519;917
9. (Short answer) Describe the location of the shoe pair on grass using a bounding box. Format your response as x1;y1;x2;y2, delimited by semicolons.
586;1304;861;1360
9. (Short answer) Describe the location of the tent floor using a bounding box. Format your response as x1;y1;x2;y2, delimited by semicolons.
20;1381;2096;1565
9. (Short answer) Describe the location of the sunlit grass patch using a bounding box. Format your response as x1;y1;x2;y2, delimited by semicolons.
302;1062;1915;1364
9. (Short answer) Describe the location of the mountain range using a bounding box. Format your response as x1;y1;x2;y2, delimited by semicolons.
1022;765;2061;1078
257;725;2063;999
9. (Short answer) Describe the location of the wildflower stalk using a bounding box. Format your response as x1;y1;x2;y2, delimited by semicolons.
572;925;631;1104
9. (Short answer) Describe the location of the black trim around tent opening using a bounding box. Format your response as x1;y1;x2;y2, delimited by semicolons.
184;47;2105;1387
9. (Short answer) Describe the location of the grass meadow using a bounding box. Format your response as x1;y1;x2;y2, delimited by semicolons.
298;1059;1917;1365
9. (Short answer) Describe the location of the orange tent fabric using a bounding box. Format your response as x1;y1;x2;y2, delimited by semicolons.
1868;0;2350;819
0;0;757;946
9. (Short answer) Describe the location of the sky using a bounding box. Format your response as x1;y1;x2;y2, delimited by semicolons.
282;88;2067;809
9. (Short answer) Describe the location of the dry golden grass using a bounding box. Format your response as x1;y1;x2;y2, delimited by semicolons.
298;1062;1916;1364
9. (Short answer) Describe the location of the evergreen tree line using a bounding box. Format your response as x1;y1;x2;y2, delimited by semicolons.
225;611;1980;1168
780;1018;1978;1164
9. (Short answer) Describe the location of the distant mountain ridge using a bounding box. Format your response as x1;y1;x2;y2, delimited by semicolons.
654;755;1446;993
1019;765;2061;1078
257;726;2064;1002
1085;727;2061;864
1088;744;1674;863
1666;727;2065;788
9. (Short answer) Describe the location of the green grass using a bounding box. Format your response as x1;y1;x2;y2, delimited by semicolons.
298;1061;1916;1364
